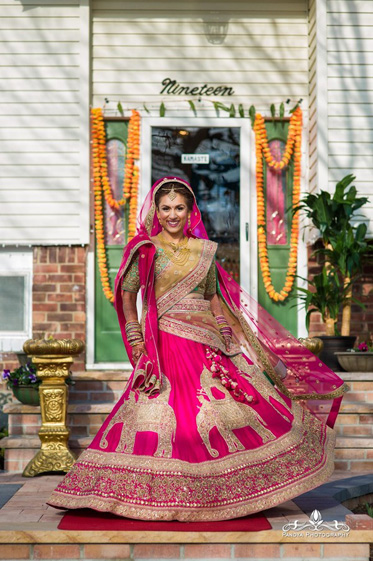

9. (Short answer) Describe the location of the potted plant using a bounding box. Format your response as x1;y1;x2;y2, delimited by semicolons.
294;174;370;369
2;362;41;405
2;362;75;406
335;340;373;372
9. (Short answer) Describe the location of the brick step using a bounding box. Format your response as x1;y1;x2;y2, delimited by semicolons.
68;370;131;404
336;436;373;448
4;399;373;439
3;401;113;439
7;434;370;450
338;372;373;381
0;434;91;472
1;434;91;451
2;434;373;474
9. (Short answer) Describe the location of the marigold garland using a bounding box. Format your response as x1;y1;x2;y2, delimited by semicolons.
254;107;302;302
91;107;141;303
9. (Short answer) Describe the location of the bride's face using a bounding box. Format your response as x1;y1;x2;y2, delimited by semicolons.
157;193;190;237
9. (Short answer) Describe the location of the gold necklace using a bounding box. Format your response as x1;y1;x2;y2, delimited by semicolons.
158;232;191;266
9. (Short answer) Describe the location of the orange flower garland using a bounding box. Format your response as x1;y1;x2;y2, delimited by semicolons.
254;107;303;302
91;107;141;303
123;110;141;238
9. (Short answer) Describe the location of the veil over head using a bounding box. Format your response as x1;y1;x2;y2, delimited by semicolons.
115;176;346;427
136;176;210;239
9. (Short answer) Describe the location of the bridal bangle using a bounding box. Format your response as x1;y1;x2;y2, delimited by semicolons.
125;320;144;347
215;315;233;338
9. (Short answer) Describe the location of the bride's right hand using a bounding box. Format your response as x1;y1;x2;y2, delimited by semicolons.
132;342;146;362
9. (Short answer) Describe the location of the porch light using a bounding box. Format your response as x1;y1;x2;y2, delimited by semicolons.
203;12;229;45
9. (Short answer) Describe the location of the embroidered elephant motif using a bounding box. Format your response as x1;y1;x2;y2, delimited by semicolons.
99;375;176;458
196;367;275;457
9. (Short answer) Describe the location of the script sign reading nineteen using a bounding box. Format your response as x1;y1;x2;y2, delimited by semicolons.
160;78;235;97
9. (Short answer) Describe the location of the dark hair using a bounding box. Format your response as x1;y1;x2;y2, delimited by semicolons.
155;182;194;211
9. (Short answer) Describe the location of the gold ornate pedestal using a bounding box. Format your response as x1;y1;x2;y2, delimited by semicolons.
22;338;85;477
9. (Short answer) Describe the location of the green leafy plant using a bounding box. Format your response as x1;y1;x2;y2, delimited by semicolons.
295;268;351;334
294;175;370;336
2;363;39;389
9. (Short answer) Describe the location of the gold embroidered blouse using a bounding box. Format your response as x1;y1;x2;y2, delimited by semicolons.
121;248;217;296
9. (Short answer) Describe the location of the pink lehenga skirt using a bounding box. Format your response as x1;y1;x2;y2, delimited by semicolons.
48;331;336;521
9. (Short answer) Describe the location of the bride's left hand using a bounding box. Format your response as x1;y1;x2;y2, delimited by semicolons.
223;335;232;353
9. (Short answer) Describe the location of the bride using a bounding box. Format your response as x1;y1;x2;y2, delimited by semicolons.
48;177;347;521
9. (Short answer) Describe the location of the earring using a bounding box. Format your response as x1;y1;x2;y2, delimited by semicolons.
188;215;191;228
157;215;164;230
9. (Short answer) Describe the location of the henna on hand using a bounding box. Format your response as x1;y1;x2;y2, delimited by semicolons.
132;342;146;362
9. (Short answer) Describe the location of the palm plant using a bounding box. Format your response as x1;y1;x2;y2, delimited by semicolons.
295;174;370;336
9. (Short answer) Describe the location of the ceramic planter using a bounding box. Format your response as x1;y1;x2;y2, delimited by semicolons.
11;384;40;406
335;352;373;373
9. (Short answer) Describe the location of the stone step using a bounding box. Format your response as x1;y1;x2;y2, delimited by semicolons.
2;433;373;474
68;370;131;404
4;434;372;451
0;435;90;472
4;399;373;442
1;435;91;451
3;401;114;439
336;436;373;448
72;370;132;381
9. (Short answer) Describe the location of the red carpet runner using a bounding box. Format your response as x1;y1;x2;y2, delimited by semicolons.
58;509;271;531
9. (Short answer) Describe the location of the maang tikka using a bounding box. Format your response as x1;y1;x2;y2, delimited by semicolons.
167;184;177;201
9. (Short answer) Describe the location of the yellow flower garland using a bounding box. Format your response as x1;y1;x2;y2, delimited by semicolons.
91;107;141;303
254;107;302;302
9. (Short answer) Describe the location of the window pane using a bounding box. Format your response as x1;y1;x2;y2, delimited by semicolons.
151;126;240;282
266;139;287;245
105;138;126;245
0;276;25;331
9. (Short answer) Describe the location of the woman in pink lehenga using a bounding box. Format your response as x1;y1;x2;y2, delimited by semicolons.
48;177;347;521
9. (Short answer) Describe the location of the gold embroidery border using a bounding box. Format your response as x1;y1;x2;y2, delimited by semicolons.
118;239;155;288
159;316;241;357
49;450;335;522
166;298;211;313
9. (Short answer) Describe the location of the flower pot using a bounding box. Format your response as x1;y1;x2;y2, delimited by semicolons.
11;384;40;406
335;352;373;373
318;336;356;371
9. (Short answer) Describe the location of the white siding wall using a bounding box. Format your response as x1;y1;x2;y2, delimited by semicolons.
327;0;373;235
92;0;309;115
0;0;90;245
309;0;317;194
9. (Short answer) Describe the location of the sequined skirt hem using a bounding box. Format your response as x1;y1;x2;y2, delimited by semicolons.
47;424;336;522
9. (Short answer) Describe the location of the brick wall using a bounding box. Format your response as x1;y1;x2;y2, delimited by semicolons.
308;245;373;339
0;542;370;560
0;246;87;373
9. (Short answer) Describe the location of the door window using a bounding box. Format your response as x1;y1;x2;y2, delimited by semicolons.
151;126;240;282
